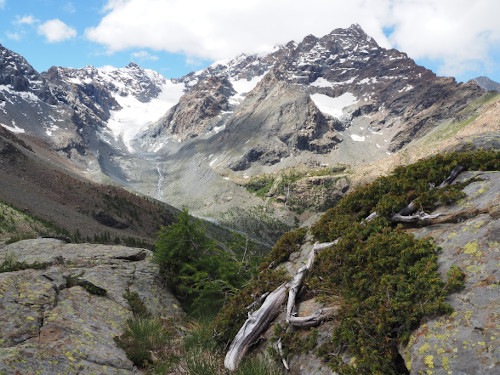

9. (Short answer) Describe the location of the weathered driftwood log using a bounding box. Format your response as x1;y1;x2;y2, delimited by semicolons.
288;307;337;327
225;241;337;371
286;241;338;323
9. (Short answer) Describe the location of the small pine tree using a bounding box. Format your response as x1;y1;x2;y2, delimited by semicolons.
154;208;250;315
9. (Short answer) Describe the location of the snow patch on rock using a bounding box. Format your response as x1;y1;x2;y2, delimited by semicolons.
1;122;25;134
106;80;185;152
310;92;358;119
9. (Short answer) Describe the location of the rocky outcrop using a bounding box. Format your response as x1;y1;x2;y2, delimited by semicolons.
0;238;183;374
400;171;500;374
473;76;500;92
221;71;343;171
0;44;57;105
154;75;235;141
244;170;499;374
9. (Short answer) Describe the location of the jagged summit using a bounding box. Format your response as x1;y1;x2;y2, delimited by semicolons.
140;24;482;161
473;76;500;92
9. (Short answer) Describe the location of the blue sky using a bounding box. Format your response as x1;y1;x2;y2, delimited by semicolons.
1;0;499;83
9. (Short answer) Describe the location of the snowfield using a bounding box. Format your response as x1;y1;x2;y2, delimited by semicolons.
310;92;358;119
106;80;185;152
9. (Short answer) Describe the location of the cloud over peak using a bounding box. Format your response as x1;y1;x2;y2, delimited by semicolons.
38;19;77;43
85;0;499;80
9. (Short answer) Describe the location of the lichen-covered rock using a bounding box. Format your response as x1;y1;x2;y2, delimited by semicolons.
0;239;184;374
401;171;500;374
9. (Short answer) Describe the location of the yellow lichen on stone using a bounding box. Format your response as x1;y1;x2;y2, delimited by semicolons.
419;341;431;355
466;265;481;274
463;241;478;254
441;356;450;370
425;355;435;368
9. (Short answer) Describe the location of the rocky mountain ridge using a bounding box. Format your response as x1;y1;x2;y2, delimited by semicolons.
474;76;500;92
0;25;494;239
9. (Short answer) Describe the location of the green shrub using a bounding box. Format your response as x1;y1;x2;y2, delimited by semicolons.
305;150;499;374
154;208;254;316
115;317;170;367
259;227;307;269
124;291;151;318
312;150;500;241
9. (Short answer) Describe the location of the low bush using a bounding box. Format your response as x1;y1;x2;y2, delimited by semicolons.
116;317;170;367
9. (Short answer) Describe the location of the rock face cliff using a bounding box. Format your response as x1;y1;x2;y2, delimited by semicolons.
0;238;183;374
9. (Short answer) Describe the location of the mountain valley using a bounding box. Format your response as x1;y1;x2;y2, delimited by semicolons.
2;24;497;243
0;23;499;375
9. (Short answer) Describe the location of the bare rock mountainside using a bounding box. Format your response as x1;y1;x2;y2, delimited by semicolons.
0;24;493;240
0;239;184;374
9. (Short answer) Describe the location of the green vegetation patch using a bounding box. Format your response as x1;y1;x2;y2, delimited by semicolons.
259;227;307;269
154;208;262;316
305;150;499;374
0;252;49;273
245;165;349;214
312;150;500;240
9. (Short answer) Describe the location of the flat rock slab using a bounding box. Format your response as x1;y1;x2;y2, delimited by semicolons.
401;171;500;375
0;239;183;374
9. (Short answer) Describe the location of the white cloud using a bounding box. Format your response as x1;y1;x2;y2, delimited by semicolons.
131;50;159;61
64;2;76;14
0;0;5;10
15;15;38;25
388;0;500;78
38;19;77;43
6;31;21;41
85;0;500;79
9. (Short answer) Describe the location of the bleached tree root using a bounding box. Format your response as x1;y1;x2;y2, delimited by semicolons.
224;241;337;371
391;211;443;223
366;165;465;224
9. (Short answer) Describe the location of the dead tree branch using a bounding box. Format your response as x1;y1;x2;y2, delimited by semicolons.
224;241;337;371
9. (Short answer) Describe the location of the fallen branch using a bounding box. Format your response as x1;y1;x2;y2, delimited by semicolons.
224;285;288;371
286;241;338;323
225;241;337;371
364;165;465;224
391;210;443;223
288;307;337;327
